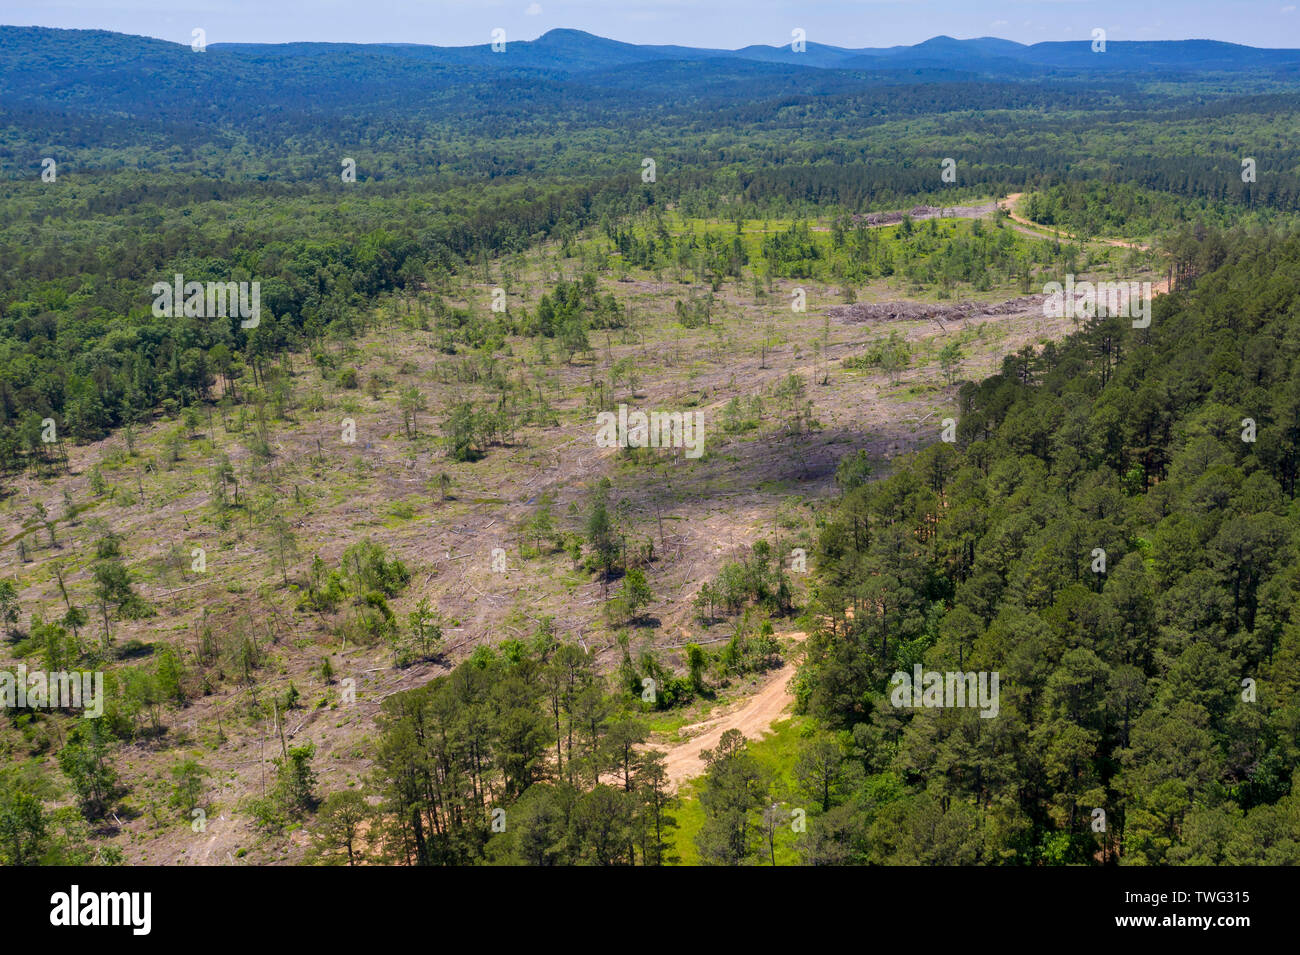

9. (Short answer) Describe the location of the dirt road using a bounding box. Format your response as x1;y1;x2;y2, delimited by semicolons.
998;192;1153;251
653;632;807;789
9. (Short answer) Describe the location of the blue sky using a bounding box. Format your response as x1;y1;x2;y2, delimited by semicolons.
7;0;1300;49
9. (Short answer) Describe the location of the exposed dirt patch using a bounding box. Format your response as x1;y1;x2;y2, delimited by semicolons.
653;632;807;789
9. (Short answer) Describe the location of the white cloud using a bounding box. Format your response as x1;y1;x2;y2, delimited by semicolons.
525;2;542;14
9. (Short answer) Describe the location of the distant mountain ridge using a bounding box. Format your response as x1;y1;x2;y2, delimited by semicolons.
4;24;1300;78
3;23;1300;152
215;28;1300;73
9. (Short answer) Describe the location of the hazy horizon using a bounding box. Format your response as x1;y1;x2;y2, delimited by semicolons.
8;22;1300;53
5;0;1300;50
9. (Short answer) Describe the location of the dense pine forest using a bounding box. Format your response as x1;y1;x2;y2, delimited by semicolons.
1;25;1299;868
800;228;1300;864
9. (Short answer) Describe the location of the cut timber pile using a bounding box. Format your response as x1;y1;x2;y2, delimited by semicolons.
852;201;998;226
829;294;1045;324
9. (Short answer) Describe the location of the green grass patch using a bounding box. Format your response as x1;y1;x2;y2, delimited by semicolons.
667;714;812;866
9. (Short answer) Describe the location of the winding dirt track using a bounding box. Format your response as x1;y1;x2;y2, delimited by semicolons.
653;632;807;789
999;193;1153;251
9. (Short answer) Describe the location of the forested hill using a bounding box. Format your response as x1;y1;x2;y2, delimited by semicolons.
4;26;1300;118
5;25;1300;78
800;227;1300;864
6;26;1300;175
